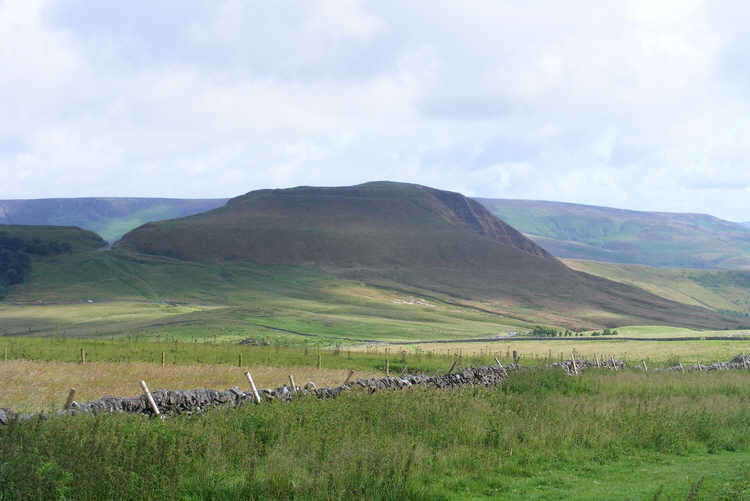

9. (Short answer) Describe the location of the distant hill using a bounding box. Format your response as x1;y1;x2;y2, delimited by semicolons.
0;198;228;242
476;198;750;269
116;182;740;329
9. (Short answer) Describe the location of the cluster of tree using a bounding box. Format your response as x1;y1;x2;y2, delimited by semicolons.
0;232;72;296
530;326;583;337
590;328;618;336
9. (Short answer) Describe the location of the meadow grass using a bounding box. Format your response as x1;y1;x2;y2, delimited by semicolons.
0;336;474;391
1;369;749;500
0;360;379;413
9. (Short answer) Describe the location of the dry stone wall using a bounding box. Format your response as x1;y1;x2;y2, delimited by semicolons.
0;365;512;425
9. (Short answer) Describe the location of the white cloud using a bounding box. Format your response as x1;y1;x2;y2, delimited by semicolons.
1;0;750;220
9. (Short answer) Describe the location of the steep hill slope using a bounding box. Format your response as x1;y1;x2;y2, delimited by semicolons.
117;182;740;329
0;198;228;242
476;198;750;269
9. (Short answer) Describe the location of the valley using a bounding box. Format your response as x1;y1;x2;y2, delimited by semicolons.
3;182;750;500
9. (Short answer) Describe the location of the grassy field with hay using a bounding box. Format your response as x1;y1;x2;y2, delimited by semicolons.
2;369;750;500
408;338;750;365
0;359;379;413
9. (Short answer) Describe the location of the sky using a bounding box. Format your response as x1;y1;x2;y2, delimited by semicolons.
2;1;750;221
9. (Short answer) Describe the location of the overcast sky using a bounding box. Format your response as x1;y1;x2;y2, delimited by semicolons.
2;1;750;220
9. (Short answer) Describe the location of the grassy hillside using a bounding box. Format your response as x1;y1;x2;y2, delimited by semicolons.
0;197;228;242
565;258;750;318
115;182;740;330
477;198;750;269
1;248;535;342
0;225;106;299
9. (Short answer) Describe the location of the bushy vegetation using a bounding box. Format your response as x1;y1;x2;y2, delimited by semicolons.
0;231;72;298
2;370;750;500
530;326;583;337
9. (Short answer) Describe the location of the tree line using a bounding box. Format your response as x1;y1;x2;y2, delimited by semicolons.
530;326;617;337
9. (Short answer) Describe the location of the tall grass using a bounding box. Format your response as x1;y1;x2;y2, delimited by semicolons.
2;369;749;500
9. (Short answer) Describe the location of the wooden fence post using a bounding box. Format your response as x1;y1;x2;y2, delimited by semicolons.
161;351;165;367
610;355;617;371
679;361;685;373
344;370;354;384
140;380;161;417
446;359;457;374
570;352;578;375
238;353;243;368
512;350;518;366
495;358;508;377
245;371;261;404
80;348;85;365
641;360;648;372
289;374;297;394
63;388;76;410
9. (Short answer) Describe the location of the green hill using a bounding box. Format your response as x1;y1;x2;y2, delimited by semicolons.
0;197;228;243
0;225;105;299
476;198;750;269
115;182;740;330
0;224;106;253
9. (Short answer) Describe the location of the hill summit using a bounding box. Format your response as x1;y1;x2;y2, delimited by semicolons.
117;182;741;329
118;181;552;267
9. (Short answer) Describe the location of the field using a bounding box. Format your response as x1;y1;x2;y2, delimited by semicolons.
2;368;750;500
3;323;750;499
407;338;750;365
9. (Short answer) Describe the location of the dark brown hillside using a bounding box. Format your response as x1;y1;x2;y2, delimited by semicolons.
117;182;742;329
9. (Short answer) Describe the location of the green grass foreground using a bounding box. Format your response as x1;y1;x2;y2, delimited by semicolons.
2;370;750;500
